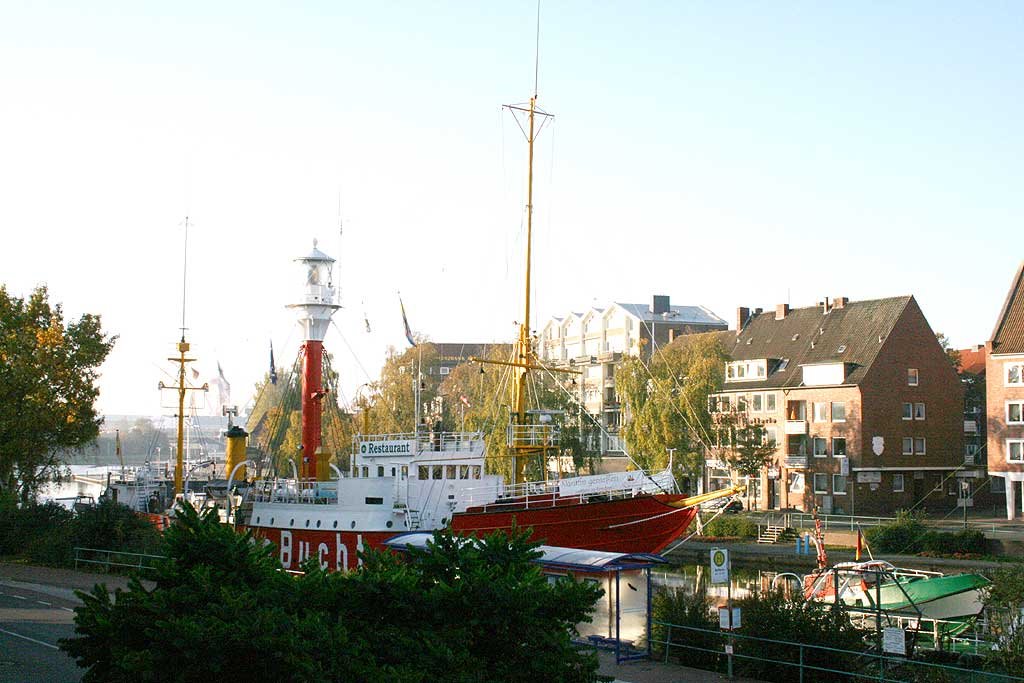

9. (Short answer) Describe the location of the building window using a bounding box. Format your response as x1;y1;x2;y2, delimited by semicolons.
362;466;369;478
992;477;1005;493
787;400;807;421
766;393;777;412
813;403;828;422
765;427;778;447
813;437;828;457
908;368;919;386
914;403;926;420
737;395;748;411
831;402;846;422
418;465;428;480
1008;440;1024;463
813;473;828;494
377;465;385;477
902;403;913;420
832;437;847;456
893;474;905;493
752;394;763;412
432;465;443;480
833;474;848;495
902;437;913;455
439;366;450;375
914;438;926;455
1007;363;1024;386
789;472;805;494
720;395;731;412
1007;401;1024;425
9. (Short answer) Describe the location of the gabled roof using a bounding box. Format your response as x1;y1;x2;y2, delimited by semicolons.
989;262;1024;356
721;296;913;390
613;302;726;326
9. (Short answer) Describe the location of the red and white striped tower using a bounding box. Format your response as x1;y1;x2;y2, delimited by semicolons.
288;240;340;480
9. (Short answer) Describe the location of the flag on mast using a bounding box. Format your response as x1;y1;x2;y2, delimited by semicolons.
399;294;416;347
216;361;231;409
269;341;278;385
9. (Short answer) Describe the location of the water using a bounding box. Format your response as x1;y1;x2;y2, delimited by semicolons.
38;465;115;509
652;562;796;601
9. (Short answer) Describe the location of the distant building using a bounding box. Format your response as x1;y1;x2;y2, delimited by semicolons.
708;296;964;515
985;262;1024;520
538;295;728;458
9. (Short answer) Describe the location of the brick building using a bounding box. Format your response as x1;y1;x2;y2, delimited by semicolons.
707;296;964;515
985;262;1024;520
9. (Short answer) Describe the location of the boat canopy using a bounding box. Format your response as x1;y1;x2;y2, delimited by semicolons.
383;532;668;572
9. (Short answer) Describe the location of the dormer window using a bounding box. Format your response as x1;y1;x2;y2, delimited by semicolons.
725;360;767;382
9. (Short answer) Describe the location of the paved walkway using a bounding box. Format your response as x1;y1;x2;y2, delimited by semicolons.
596;650;761;683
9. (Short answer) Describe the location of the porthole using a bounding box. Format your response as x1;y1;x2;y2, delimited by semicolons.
441;517;448;525
332;521;338;529
290;519;294;527
255;517;260;524
386;521;393;528
316;520;321;528
305;519;310;528
350;521;356;529
270;518;274;525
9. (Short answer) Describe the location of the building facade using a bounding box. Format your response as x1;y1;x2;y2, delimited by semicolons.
707;296;964;515
538;295;727;459
985;262;1024;520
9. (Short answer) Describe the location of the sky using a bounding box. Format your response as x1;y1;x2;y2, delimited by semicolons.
1;2;1022;417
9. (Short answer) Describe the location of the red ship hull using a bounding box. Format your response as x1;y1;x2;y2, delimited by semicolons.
244;493;695;572
452;493;695;554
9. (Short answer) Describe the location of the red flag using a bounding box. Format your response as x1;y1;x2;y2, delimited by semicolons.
460;395;471;408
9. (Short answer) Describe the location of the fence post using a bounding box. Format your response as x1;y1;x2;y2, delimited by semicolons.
663;624;672;663
798;644;804;683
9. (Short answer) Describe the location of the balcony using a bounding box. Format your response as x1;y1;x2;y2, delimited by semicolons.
964;454;977;466
785;420;808;435
784;456;809;469
964;420;978;434
705;458;728;470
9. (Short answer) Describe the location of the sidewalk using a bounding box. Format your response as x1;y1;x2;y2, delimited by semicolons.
596;650;761;683
0;561;151;603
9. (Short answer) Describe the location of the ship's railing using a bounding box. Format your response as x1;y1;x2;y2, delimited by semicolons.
354;431;485;454
250;478;338;505
506;424;560;448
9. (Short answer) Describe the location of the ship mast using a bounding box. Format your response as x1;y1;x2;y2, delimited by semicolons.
473;8;579;484
161;216;208;498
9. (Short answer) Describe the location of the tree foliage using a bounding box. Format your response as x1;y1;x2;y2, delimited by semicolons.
984;564;1024;675
616;332;728;489
61;501;602;682
0;285;115;501
246;352;356;477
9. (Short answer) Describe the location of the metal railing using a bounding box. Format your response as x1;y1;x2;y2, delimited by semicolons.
654;622;1023;682
749;511;1024;538
354;431;485;454
73;547;165;573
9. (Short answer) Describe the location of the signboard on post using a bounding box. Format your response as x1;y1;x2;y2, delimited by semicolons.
882;627;907;655
710;548;730;584
719;606;741;630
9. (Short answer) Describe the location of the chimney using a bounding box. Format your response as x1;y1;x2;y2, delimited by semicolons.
775;304;790;321
650;294;670;315
736;307;750;335
833;296;848;309
822;297;831;314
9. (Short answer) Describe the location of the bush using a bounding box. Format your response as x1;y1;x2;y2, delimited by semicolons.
703;516;758;539
71;499;162;556
734;590;864;683
864;511;927;554
0;495;74;556
652;586;721;669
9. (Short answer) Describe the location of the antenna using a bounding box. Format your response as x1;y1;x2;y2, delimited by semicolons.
180;216;189;340
533;0;541;97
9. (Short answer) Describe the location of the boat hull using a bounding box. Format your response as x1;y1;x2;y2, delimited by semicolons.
242;493;696;571
451;493;695;554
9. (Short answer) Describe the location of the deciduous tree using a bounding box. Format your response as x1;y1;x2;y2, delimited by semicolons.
0;285;115;502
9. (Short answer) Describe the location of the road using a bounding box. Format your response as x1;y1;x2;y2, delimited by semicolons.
0;581;83;683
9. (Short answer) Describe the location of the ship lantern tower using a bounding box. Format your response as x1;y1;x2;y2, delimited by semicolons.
288;239;341;481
